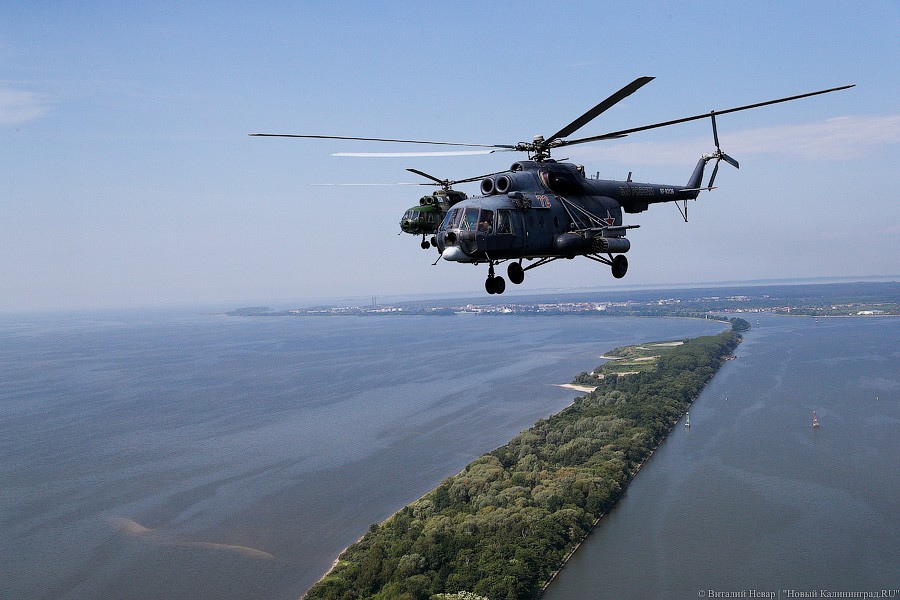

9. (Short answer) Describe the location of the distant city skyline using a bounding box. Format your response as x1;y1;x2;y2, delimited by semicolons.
2;1;898;312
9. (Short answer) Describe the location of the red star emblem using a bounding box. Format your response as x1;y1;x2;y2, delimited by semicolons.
604;210;616;226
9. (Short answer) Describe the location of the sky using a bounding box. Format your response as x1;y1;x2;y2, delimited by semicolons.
2;1;898;311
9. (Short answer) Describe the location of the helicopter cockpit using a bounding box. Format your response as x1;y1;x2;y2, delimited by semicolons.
440;207;490;234
400;206;439;234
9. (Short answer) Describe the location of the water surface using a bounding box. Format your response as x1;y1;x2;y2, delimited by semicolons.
543;315;899;599
0;310;723;599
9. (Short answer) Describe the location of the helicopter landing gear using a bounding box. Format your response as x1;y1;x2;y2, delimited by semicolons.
507;261;525;285
485;263;506;294
486;276;506;294
420;235;430;250
611;255;628;279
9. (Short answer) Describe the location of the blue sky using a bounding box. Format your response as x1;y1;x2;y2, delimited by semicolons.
2;1;898;311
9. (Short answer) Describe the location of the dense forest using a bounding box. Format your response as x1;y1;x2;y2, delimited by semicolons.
305;330;741;600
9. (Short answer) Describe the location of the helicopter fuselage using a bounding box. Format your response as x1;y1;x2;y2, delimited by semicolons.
435;159;702;267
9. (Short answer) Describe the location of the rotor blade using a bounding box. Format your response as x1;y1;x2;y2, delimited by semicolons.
711;113;720;149
451;170;509;184
720;152;739;169
406;168;445;185
707;160;720;190
543;76;655;146
332;150;500;157
308;182;429;187
406;168;509;186
249;132;515;150
560;84;855;147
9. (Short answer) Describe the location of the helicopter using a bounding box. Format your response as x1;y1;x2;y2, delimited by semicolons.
311;167;487;249
397;170;475;249
251;77;853;294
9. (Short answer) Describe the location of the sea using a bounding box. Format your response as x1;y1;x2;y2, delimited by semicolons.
543;314;899;599
0;309;895;599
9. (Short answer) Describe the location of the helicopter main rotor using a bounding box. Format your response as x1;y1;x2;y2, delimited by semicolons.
250;80;854;162
249;76;654;161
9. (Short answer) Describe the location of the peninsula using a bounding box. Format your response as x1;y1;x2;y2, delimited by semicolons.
304;327;742;600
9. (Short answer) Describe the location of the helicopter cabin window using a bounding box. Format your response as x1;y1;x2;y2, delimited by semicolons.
497;210;513;234
478;210;494;233
426;212;436;224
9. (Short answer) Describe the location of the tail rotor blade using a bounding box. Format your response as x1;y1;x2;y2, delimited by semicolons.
721;152;739;169
707;160;720;190
711;113;720;149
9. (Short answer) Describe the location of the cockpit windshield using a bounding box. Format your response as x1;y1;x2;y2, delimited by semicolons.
460;208;479;231
443;207;497;233
440;208;461;231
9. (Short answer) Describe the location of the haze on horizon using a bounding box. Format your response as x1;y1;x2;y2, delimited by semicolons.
2;1;898;312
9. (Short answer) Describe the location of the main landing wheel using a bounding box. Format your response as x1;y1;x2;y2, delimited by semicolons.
485;275;506;295
421;240;431;250
507;262;525;285
611;255;628;279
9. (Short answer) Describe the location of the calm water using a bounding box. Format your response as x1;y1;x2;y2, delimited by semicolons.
544;315;899;599
0;310;723;600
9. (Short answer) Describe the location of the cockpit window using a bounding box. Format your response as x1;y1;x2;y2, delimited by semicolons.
461;208;480;231
444;207;498;233
440;208;461;231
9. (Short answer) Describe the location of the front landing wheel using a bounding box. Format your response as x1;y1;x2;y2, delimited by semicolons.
611;255;628;279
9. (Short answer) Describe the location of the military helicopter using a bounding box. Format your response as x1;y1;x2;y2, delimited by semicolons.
312;168;490;249
398;170;478;249
251;77;852;294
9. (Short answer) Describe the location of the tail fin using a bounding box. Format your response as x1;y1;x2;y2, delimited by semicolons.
685;157;707;193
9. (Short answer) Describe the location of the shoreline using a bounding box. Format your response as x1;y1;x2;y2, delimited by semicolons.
304;381;596;597
536;416;674;595
555;383;597;393
302;330;739;600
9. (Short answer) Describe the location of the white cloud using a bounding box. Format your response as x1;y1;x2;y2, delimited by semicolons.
0;89;49;125
567;114;900;165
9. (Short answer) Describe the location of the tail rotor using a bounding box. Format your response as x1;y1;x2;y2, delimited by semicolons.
704;113;739;190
